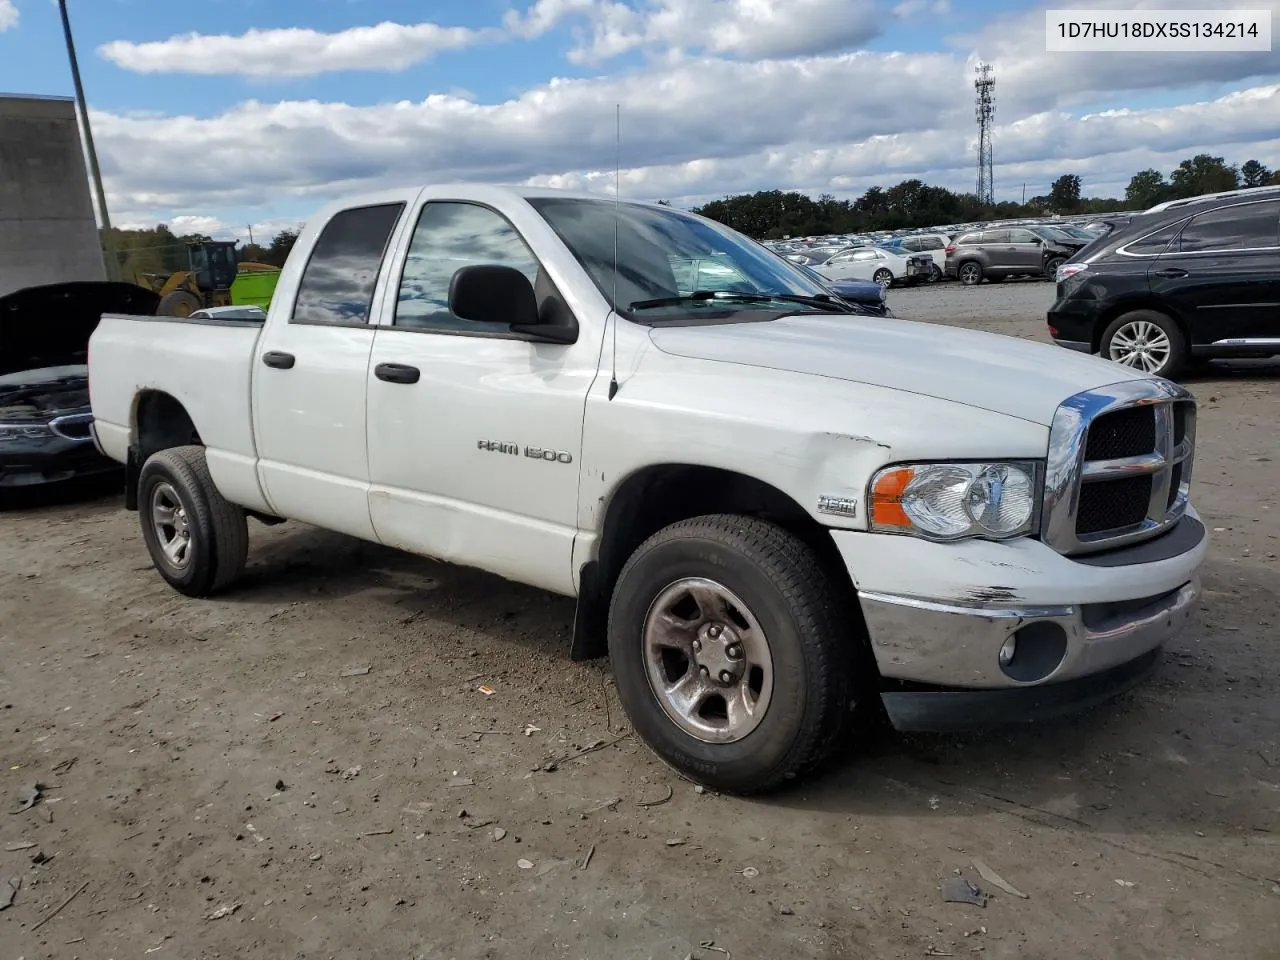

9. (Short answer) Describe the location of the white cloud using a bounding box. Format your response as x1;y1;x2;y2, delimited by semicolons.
0;0;18;32
98;20;491;77
89;43;1280;219
100;0;887;78
508;0;884;64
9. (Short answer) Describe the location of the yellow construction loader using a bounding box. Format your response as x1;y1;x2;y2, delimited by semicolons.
134;239;281;317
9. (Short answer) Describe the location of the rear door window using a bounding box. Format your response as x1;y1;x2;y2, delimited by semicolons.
292;203;405;325
983;230;1010;244
1124;220;1185;256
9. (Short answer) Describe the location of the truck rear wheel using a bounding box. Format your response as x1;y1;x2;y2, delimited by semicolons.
138;445;248;597
608;515;854;794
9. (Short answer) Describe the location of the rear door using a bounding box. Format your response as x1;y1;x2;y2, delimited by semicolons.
251;197;410;538
820;248;880;281
1148;198;1280;344
980;230;1013;270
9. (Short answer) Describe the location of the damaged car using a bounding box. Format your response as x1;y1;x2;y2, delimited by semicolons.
0;281;158;488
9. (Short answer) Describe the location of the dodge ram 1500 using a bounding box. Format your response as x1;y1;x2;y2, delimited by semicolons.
88;185;1206;794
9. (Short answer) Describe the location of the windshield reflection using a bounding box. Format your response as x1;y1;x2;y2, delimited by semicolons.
528;198;833;320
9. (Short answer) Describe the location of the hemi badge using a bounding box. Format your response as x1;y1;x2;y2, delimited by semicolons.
817;495;858;518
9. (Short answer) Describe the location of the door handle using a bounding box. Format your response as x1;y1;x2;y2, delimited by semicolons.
1154;268;1188;279
261;351;295;369
374;362;421;384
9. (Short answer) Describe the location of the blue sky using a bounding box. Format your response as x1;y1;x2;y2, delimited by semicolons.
1;0;1277;240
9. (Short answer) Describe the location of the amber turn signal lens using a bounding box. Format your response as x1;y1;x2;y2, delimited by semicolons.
871;467;914;529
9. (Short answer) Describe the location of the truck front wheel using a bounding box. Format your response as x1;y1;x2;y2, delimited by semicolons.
609;515;854;794
138;445;248;597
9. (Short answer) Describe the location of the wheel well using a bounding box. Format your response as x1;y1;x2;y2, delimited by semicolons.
133;390;202;461
1090;301;1187;353
126;391;202;510
571;464;861;660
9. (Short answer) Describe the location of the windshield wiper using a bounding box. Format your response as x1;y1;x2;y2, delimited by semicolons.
628;290;854;313
764;293;856;314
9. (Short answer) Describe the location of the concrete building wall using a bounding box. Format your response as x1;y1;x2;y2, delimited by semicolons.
0;94;106;297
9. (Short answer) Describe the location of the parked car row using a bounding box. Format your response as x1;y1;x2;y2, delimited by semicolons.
766;216;1114;288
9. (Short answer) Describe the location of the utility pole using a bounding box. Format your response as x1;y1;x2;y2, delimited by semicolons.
1022;183;1026;204
248;224;255;246
59;0;119;281
974;62;995;206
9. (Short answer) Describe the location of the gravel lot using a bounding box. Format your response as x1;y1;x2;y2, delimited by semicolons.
2;282;1278;959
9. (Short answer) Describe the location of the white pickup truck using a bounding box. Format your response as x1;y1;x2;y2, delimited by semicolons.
88;185;1206;794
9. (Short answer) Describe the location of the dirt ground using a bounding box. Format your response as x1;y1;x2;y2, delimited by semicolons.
2;281;1278;959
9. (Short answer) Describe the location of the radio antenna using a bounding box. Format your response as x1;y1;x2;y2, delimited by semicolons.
608;103;620;401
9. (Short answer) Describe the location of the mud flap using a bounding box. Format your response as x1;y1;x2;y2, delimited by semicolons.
570;561;609;661
124;445;140;511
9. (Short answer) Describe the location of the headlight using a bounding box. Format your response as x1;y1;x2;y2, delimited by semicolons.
869;462;1040;541
0;423;54;443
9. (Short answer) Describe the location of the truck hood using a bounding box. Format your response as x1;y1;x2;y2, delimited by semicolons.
0;282;159;377
647;314;1140;426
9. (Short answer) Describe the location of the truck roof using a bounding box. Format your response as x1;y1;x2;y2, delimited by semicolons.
309;183;670;219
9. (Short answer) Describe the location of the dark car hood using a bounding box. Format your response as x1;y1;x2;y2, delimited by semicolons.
0;281;159;377
0;364;90;422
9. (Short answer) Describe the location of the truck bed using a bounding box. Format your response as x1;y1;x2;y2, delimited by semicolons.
89;313;266;510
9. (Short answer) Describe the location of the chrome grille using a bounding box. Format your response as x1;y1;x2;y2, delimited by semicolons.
1042;380;1196;555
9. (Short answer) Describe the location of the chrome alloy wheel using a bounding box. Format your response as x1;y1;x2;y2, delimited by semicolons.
150;481;193;570
642;577;774;743
1108;319;1172;374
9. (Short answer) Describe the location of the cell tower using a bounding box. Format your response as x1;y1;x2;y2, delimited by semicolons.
974;62;995;205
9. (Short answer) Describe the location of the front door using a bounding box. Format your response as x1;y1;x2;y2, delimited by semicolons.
251;200;409;539
1148;198;1280;344
364;199;599;596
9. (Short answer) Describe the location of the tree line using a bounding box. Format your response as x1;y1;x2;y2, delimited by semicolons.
104;224;300;281
687;154;1280;238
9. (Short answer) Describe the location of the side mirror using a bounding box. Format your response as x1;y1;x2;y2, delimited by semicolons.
449;264;538;327
448;264;577;344
1033;237;1043;245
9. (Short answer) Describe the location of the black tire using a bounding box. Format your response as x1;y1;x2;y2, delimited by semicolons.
138;445;248;597
957;261;983;285
608;515;857;795
1044;256;1066;279
1099;309;1187;379
873;268;893;288
930;263;944;282
157;290;202;317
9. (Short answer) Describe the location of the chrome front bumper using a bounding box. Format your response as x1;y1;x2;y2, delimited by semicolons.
858;578;1199;690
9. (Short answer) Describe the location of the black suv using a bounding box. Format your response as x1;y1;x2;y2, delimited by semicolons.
1048;187;1280;378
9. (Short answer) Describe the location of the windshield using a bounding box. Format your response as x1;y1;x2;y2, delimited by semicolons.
527;197;836;321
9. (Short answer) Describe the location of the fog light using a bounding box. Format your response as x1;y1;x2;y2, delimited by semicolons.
998;635;1017;667
999;621;1069;683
